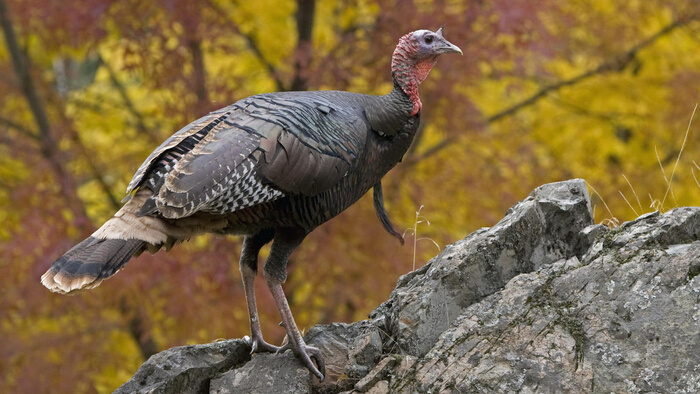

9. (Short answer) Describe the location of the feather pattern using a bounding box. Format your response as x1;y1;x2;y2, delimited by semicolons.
127;89;407;222
44;84;417;296
41;28;463;382
126;107;232;196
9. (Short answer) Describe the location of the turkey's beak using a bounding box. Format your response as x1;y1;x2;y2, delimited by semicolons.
435;27;462;55
438;40;463;55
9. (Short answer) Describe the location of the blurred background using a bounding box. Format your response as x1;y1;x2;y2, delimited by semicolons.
1;0;699;392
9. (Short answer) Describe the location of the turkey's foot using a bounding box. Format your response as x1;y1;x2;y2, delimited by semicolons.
246;331;281;354
277;341;325;381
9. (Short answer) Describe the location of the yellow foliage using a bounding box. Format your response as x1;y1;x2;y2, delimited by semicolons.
3;0;700;392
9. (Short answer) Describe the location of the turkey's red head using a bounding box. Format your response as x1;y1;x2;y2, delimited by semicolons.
392;28;462;116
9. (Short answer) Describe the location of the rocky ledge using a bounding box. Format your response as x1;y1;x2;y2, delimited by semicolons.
115;179;700;393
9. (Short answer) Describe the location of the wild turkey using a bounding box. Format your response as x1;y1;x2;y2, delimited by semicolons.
41;27;461;380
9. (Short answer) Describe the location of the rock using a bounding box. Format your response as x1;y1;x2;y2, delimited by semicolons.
210;353;311;394
115;180;700;393
353;356;397;393
114;339;251;394
304;321;383;392
369;178;594;357
410;257;592;393
363;380;389;394
357;207;700;393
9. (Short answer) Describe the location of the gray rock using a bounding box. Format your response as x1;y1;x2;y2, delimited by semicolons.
357;207;700;393
304;321;383;392
116;180;700;394
369;178;594;357
210;353;310;394
353;356;397;392
114;339;251;394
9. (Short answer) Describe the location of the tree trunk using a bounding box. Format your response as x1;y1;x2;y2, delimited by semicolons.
0;0;92;235
290;0;316;91
189;38;210;116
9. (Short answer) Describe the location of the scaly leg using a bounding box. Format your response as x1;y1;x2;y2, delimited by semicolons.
239;229;278;353
267;278;326;381
263;227;326;381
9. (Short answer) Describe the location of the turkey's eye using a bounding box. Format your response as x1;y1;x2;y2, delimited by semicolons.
424;35;434;44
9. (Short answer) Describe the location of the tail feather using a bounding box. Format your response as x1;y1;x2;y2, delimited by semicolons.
42;191;172;294
41;236;145;294
42;190;213;294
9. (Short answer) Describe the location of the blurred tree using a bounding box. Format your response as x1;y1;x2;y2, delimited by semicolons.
1;0;700;392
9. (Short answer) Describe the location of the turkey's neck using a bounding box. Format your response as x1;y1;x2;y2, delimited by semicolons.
392;43;438;116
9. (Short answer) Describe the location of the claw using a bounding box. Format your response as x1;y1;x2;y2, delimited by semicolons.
249;335;281;354
297;345;325;381
276;343;291;354
276;342;325;381
306;345;325;381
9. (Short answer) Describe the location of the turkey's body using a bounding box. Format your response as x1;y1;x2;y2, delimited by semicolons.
41;28;461;381
142;86;416;237
84;87;415;254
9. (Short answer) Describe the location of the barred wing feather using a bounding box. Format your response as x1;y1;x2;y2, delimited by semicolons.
127;91;370;219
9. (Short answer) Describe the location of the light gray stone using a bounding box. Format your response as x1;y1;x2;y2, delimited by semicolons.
353;356;397;393
369;178;594;357
114;339;250;394
116;181;700;394
304;321;383;392
210;353;310;394
374;207;700;393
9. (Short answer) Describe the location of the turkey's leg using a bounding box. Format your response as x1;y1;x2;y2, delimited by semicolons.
239;229;278;354
264;227;326;381
267;279;325;380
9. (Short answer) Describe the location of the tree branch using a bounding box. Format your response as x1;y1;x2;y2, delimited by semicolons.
0;0;52;144
187;37;211;116
487;17;693;123
0;0;92;233
66;128;122;210
0;116;38;140
120;297;159;360
99;54;162;145
403;16;698;166
240;29;287;91
208;1;286;91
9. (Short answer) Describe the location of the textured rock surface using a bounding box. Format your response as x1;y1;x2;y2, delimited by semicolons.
304;321;383;391
116;179;700;393
210;353;311;394
369;179;594;358
355;207;700;393
114;339;251;394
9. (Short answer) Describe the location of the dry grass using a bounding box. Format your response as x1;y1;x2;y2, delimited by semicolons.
587;181;620;227
404;205;441;271
593;103;697;227
660;103;696;208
